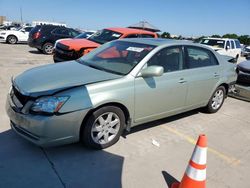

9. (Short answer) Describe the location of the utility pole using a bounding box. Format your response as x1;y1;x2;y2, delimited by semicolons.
20;7;23;24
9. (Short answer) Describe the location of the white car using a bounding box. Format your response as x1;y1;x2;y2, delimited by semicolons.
200;38;241;61
0;26;33;44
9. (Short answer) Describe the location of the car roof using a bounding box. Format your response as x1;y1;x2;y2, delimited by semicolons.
106;27;156;35
119;38;194;47
203;37;239;41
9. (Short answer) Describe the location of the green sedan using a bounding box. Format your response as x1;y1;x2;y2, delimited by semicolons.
6;38;237;149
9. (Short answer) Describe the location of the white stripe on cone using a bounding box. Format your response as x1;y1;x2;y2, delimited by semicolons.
186;165;206;181
191;145;207;165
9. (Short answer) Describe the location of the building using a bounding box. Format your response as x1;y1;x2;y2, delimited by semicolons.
0;16;6;25
32;21;66;27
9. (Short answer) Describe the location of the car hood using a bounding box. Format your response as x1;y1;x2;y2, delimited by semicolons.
59;38;100;51
13;61;122;97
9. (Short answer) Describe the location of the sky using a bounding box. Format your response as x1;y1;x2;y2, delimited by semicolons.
0;0;249;36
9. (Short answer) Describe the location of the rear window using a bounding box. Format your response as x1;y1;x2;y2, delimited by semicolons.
185;46;219;69
200;39;225;49
30;26;41;34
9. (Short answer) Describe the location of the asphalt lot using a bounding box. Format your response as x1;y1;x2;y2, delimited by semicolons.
0;42;250;188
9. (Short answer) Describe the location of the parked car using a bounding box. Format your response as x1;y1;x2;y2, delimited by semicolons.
241;45;250;59
200;38;241;61
0;25;18;31
53;27;158;62
236;60;250;85
28;25;81;54
0;26;33;44
6;38;237;149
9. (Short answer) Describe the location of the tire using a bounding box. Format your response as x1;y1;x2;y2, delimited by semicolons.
235;54;239;63
205;86;226;113
82;106;125;149
42;42;54;54
7;35;17;44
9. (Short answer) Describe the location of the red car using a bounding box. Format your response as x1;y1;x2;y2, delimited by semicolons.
53;27;158;62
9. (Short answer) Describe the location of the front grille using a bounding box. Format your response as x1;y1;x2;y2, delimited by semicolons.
55;46;80;61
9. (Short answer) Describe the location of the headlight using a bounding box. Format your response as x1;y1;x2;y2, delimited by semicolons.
30;96;69;114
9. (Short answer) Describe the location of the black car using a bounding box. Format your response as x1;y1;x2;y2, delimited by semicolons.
28;25;81;54
241;46;250;59
237;60;250;85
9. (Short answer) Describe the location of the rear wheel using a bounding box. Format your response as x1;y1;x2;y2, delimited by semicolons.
42;42;54;54
7;35;17;44
205;86;226;113
82;106;125;149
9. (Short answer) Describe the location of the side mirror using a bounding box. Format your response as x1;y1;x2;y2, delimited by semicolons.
20;29;25;32
139;66;164;77
226;46;230;50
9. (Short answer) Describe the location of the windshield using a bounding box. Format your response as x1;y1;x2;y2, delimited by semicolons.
78;40;155;75
201;39;225;48
88;29;122;44
75;31;94;39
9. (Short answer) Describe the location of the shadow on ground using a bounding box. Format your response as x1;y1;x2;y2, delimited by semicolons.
28;50;43;54
162;171;179;188
0;130;124;188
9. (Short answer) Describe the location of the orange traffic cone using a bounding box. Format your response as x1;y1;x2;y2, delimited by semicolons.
171;134;207;188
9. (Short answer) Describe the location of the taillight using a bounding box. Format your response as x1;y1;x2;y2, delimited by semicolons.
33;32;41;39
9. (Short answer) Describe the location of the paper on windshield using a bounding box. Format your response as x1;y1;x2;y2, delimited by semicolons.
126;47;144;52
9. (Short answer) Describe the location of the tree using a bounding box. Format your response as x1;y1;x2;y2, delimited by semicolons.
211;35;221;38
161;32;171;39
238;35;250;45
222;33;238;39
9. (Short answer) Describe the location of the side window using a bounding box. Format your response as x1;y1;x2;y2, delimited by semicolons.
24;27;32;32
125;34;139;38
230;40;235;49
225;41;231;49
53;28;69;36
235;40;241;48
140;34;154;38
185;47;218;69
147;46;183;73
69;29;79;37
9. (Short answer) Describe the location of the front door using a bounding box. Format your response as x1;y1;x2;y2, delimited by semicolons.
134;46;188;123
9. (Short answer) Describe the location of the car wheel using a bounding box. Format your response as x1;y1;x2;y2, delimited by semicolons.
7;35;17;44
205;86;226;113
42;42;54;54
82;106;125;149
235;54;239;62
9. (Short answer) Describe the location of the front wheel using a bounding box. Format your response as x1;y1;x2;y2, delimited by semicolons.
82;106;125;149
7;35;17;44
205;86;226;113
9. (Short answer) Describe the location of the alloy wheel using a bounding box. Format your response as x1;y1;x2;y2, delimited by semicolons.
211;89;224;110
91;112;120;145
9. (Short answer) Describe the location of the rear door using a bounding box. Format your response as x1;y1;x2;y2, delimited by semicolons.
134;46;188;122
183;46;221;107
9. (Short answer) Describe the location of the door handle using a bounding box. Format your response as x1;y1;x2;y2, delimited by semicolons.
178;78;187;83
214;73;220;78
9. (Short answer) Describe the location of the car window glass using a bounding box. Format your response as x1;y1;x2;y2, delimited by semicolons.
140;34;154;38
147;46;183;73
185;47;218;69
226;41;231;49
230;41;235;49
125;34;139;38
53;28;69;36
24;27;32;32
69;30;79;37
235;40;241;48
